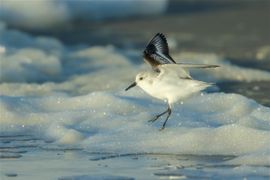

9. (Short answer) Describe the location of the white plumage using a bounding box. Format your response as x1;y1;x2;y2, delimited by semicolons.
126;33;219;130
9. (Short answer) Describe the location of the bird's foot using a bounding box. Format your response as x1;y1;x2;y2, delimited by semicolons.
148;116;160;123
148;111;168;123
159;126;165;131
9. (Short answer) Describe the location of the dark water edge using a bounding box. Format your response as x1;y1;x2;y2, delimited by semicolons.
1;135;269;180
217;81;270;107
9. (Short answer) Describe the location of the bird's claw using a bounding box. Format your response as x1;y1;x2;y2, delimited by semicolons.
159;126;165;131
148;116;159;123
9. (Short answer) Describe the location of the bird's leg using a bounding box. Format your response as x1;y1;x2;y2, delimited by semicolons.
148;107;169;123
160;105;172;131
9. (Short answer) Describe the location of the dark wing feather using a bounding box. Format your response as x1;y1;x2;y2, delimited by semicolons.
143;33;176;68
148;33;169;55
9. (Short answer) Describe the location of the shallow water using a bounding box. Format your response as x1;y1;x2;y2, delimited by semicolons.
218;81;270;107
1;135;269;180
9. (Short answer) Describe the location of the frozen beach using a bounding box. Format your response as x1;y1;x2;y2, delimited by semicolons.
1;0;270;179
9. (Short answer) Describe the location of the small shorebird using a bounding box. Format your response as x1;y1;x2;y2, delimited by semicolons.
125;33;219;130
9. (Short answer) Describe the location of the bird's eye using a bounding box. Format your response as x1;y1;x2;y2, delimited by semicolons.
139;77;143;80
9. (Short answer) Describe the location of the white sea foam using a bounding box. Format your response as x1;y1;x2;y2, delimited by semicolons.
1;92;270;160
0;22;270;171
0;0;168;29
1;24;270;96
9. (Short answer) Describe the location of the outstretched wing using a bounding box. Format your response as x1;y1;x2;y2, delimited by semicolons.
158;63;219;79
158;64;192;79
143;33;176;68
177;63;219;68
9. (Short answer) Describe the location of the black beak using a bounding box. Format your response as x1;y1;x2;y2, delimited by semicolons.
125;82;137;91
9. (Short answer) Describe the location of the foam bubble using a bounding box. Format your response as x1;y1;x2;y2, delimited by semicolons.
1;92;269;158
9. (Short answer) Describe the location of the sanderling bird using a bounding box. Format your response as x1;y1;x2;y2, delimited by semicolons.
125;33;219;130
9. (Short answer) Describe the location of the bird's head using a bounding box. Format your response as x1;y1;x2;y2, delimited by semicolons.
125;72;150;91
